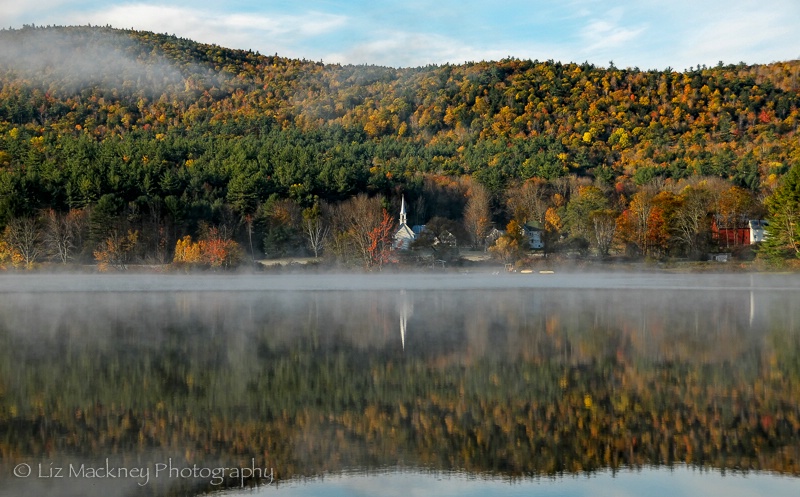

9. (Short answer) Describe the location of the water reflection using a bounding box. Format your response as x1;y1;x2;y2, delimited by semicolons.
0;274;798;497
223;467;800;497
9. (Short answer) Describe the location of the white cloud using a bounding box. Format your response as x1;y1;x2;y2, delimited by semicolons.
575;6;647;60
0;0;71;26
53;3;347;57
323;29;571;68
3;0;799;69
624;0;800;69
325;31;498;67
582;19;646;52
681;6;800;65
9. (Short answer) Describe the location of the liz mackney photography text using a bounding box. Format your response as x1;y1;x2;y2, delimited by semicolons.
12;458;274;487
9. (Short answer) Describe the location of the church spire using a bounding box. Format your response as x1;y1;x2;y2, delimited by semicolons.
400;196;407;226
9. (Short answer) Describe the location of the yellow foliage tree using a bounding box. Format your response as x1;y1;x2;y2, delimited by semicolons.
0;240;22;270
173;235;202;263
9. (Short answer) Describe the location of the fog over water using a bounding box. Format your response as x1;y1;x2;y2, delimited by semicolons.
2;271;800;293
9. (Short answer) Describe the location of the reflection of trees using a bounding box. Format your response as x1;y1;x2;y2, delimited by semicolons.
0;288;798;495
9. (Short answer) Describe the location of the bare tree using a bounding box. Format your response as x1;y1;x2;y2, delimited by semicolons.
463;181;492;249
674;185;712;256
43;208;87;263
589;209;617;257
329;194;385;266
3;216;43;268
302;202;330;258
507;177;550;225
551;174;582;204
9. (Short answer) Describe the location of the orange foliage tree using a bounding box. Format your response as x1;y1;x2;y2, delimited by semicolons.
366;209;395;270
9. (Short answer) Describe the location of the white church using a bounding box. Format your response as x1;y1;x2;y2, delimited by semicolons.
393;196;416;250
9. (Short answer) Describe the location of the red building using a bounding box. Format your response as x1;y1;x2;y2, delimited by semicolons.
710;216;767;246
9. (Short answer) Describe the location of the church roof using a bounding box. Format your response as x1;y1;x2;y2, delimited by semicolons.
395;223;415;240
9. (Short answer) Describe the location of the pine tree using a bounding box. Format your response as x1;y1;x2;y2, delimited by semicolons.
760;164;800;260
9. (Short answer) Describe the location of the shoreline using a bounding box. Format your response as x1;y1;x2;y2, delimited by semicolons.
1;256;797;275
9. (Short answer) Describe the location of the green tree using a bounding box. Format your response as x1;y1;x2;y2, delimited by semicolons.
761;164;800;259
564;185;609;248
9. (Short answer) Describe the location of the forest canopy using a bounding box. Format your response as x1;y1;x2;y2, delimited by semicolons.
1;25;799;267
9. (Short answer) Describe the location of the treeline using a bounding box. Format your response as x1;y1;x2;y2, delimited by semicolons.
1;25;800;267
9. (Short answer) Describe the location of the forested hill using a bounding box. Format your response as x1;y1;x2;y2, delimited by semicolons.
1;25;800;265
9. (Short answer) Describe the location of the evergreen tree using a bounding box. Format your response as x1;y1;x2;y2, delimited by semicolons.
761;164;800;260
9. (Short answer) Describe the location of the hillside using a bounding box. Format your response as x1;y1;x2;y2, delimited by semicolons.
1;25;799;266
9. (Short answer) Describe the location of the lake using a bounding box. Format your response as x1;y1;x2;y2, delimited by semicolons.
0;272;798;496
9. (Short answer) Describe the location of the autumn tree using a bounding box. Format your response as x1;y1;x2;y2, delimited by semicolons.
200;226;244;268
0;239;18;269
463;181;492;249
329;193;387;267
489;219;526;263
615;190;654;257
172;227;244;268
717;186;755;247
647;191;681;258
173;235;202;264
94;229;139;271
543;206;563;254
366;209;395;270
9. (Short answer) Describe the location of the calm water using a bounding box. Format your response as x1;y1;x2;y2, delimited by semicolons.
0;273;798;497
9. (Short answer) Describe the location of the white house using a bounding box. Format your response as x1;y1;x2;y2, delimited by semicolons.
522;222;545;250
749;220;768;244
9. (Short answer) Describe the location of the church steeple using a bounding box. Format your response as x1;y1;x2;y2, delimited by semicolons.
394;195;415;250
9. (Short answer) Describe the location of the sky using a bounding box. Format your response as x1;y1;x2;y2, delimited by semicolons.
2;0;800;70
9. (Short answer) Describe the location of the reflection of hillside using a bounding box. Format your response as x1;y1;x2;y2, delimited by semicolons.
0;288;798;495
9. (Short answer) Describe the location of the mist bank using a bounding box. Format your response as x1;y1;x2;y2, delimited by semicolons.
2;272;800;293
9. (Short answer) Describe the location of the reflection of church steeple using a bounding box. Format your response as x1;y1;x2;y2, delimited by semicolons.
399;290;413;350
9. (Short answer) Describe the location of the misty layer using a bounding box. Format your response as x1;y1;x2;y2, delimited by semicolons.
0;26;214;98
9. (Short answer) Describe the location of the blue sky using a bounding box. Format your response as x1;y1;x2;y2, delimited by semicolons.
2;0;800;70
